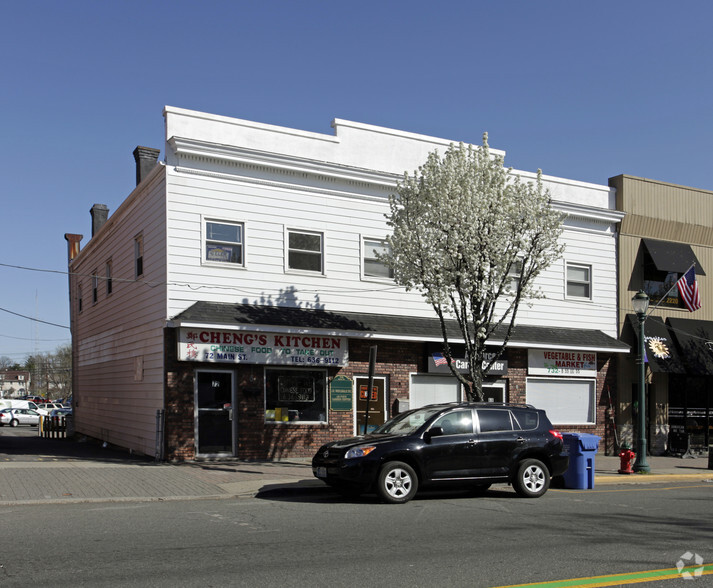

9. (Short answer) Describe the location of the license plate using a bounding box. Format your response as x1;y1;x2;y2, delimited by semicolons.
314;466;327;478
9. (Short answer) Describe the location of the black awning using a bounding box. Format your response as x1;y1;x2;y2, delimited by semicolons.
626;314;686;373
667;318;713;375
171;302;629;353
642;238;705;275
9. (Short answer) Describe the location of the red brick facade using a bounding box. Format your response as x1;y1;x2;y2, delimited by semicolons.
163;328;618;461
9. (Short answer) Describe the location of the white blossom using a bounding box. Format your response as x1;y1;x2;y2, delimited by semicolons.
381;137;564;401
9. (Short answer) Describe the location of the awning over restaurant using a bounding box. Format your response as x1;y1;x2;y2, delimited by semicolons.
626;314;686;373
667;318;713;375
642;238;705;275
171;302;630;353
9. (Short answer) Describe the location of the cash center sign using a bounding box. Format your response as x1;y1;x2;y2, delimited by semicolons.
178;328;348;366
528;349;596;377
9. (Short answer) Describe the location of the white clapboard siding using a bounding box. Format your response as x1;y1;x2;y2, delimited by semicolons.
164;159;620;333
71;169;167;455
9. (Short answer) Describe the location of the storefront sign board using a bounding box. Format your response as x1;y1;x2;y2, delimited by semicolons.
178;328;349;366
528;349;596;377
330;375;353;411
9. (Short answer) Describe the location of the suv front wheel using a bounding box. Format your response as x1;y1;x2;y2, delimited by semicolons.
377;461;418;504
513;458;550;498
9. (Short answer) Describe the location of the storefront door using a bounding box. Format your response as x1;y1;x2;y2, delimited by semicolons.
195;370;235;456
355;376;386;434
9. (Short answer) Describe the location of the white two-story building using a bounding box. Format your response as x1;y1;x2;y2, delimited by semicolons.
65;107;627;460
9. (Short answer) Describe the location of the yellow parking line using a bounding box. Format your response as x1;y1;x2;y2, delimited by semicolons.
492;564;713;587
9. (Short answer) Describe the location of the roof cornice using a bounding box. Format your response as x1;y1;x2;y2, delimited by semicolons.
167;136;400;189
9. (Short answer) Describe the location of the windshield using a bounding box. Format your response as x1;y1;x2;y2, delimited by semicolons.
373;406;444;435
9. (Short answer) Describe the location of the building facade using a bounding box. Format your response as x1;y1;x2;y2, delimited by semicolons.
66;107;627;461
612;175;713;455
0;370;31;397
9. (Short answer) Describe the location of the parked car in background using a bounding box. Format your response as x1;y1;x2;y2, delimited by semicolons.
312;402;568;504
37;402;65;413
49;407;72;418
0;399;41;412
0;408;41;427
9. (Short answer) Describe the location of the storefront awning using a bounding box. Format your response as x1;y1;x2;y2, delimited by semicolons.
170;302;630;353
626;314;686;373
642;238;705;275
667;318;713;375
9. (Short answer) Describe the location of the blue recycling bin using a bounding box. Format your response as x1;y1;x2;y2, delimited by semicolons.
561;433;601;489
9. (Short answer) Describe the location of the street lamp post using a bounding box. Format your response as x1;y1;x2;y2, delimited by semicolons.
631;290;651;473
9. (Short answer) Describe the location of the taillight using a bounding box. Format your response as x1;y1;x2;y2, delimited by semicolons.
549;430;563;441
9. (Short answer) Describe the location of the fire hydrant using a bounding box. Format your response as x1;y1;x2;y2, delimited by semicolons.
618;444;636;474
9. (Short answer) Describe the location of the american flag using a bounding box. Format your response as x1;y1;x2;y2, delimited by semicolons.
677;266;702;312
432;353;448;366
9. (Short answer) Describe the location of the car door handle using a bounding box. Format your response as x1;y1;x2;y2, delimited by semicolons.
467;439;478;446
516;436;526;444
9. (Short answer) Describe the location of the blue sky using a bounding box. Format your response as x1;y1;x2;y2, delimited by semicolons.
1;0;712;361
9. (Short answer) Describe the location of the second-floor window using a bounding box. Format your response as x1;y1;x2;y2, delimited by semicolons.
566;263;591;299
106;260;113;295
92;271;99;304
506;258;524;292
362;238;393;279
205;220;244;265
287;230;323;273
135;235;144;278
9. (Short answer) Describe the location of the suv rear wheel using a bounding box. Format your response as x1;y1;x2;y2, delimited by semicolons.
377;461;418;504
513;458;550;498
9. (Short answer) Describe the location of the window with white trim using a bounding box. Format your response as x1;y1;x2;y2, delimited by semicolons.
265;368;327;423
506;258;524;292
287;230;323;273
566;262;591;299
362;238;393;279
92;271;99;304
205;220;244;266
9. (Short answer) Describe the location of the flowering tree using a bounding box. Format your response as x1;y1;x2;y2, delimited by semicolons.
381;136;564;401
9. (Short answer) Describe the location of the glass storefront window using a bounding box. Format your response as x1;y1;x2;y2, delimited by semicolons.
265;368;327;423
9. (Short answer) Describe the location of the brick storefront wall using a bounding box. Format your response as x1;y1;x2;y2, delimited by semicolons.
164;329;617;461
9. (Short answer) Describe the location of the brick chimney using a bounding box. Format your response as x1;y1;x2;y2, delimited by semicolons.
90;204;109;237
133;146;161;186
64;233;83;261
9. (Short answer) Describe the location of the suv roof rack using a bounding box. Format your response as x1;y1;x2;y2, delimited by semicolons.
459;401;536;409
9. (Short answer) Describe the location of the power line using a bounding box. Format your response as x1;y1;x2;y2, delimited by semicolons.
0;306;69;329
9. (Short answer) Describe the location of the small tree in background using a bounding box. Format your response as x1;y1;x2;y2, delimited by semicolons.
381;136;565;401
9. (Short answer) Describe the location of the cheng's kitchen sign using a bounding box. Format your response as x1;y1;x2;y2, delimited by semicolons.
528;349;596;377
178;328;348;366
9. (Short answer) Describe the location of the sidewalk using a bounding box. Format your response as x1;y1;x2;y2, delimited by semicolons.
0;434;711;505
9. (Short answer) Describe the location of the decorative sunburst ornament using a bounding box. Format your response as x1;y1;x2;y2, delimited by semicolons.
647;337;670;359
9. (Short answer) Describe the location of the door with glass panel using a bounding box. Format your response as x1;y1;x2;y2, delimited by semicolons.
195;370;235;456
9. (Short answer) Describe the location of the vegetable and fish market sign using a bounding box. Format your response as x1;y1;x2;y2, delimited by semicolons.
178;328;348;366
528;349;596;377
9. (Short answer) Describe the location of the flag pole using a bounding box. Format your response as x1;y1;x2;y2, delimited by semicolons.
646;263;696;316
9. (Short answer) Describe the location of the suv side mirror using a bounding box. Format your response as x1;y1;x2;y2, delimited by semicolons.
424;426;444;443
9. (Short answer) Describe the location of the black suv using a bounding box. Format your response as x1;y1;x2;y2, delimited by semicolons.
312;402;568;503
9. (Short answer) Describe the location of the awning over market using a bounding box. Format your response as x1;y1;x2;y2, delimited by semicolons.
626;314;686;373
667;318;713;375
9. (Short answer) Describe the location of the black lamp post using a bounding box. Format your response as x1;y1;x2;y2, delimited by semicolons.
631;290;651;473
